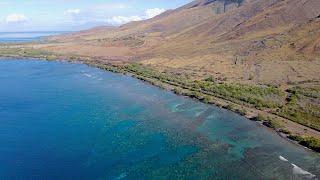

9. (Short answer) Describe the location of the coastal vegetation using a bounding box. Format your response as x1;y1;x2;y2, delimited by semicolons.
277;86;320;131
0;47;51;58
1;0;318;153
118;63;320;152
0;46;319;152
288;135;320;152
124;63;285;110
1;1;320;178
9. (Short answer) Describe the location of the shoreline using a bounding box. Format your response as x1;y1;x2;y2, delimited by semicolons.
1;55;319;153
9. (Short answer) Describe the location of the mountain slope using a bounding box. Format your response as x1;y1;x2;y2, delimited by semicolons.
43;0;320;84
138;0;320;84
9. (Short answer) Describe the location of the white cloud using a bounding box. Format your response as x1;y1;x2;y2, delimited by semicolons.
106;16;142;25
91;3;128;11
145;8;166;19
63;3;128;25
64;9;81;15
106;8;166;25
6;14;28;23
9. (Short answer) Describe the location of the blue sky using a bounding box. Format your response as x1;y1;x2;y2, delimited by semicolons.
0;0;192;32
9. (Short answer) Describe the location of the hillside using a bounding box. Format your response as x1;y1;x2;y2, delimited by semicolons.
1;0;320;150
42;0;320;85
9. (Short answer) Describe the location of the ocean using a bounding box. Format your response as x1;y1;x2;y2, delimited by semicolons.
0;59;319;179
0;32;66;43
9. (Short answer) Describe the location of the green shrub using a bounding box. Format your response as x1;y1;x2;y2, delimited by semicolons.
289;86;320;99
288;135;320;152
236;108;247;116
224;104;235;111
205;76;215;82
196;82;285;108
203;95;212;103
46;55;57;61
255;114;266;121
173;87;183;95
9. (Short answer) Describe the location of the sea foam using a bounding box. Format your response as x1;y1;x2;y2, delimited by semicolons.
279;155;288;162
278;156;316;179
292;163;316;179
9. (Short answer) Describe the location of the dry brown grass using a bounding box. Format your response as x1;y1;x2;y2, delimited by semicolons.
15;0;320;86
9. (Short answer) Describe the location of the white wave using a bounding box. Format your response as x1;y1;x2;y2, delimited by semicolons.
279;155;289;162
292;163;316;179
83;73;93;78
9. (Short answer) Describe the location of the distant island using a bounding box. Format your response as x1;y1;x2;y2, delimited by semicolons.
1;0;320;152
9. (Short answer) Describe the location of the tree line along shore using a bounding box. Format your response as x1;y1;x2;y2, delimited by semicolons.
0;47;319;152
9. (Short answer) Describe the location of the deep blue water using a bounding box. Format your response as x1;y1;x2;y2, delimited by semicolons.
0;32;65;43
0;59;319;179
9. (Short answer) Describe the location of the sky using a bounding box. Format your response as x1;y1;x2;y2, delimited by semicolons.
0;0;192;32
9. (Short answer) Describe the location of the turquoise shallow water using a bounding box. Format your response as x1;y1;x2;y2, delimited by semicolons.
0;59;319;179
